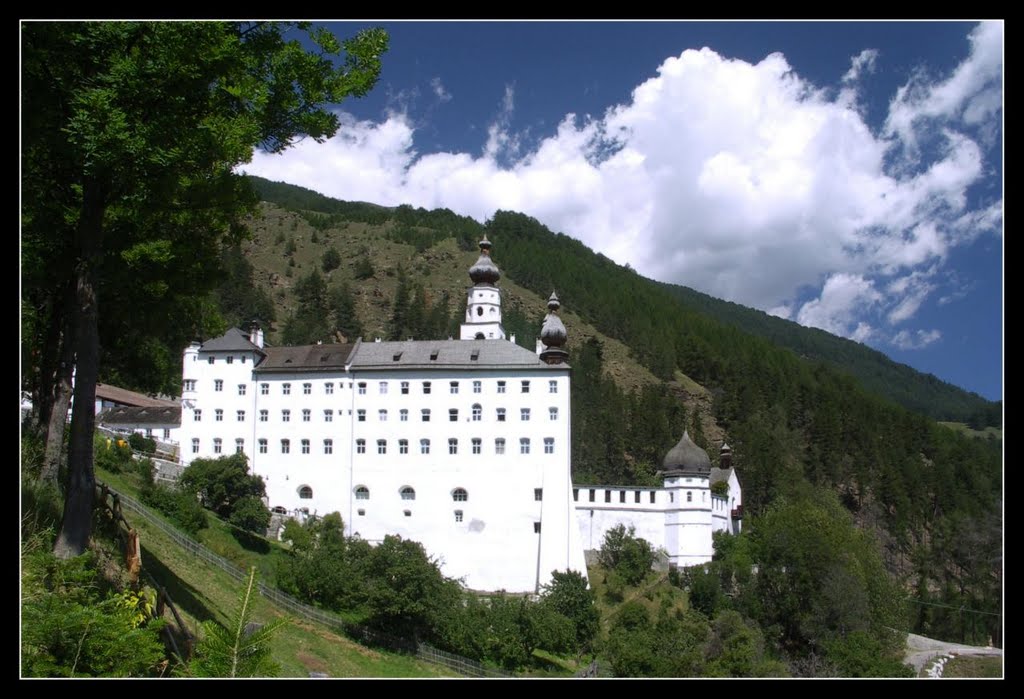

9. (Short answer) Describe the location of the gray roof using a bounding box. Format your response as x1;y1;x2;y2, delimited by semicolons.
201;327;262;354
661;430;712;476
98;405;181;426
255;343;357;373
710;467;733;485
96;383;179;408
351;339;563;371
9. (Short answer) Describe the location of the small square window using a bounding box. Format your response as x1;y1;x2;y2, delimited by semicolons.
635;491;641;504
473;381;481;394
194;409;202;422
450;381;459;395
379;409;388;422
472;438;481;454
302;409;311;422
549;407;558;421
358;383;367;395
449;409;459;422
521;408;530;421
356;440;366;454
520;438;530;455
420;439;430;455
573;488;579;501
358;508;366;516
324;439;333;455
282;410;291;422
399;439;409;454
213;438;222;454
226;356;234;365
237;410;245;422
281;439;290;454
544;438;554;454
521;380;530;394
357;410;366;422
259;410;268;422
238;384;247;396
258;439;267;454
324;409;333;422
379;381;388;395
260;383;269;395
589;489;596;502
421;409;431;422
191;438;200;454
325;382;334;395
301;440;310;454
497;381;506;393
215;409;223;422
235;439;244;454
497;408;506;422
620;490;626;503
455;510;464;523
495;438;505;455
423;382;432;395
404;510;412;517
534;488;543;501
400;409;408;422
208;356;215;365
303;383;311;395
378;440;387;455
605;490;611;503
549;380;558;394
214;379;223;392
282;383;291;395
401;381;409;394
448;439;458;455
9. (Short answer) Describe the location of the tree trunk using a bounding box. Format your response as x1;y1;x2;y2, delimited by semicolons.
54;182;104;560
40;298;76;486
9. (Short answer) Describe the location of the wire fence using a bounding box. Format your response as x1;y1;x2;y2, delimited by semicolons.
103;483;514;678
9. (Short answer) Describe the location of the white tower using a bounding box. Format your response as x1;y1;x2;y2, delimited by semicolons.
460;238;506;341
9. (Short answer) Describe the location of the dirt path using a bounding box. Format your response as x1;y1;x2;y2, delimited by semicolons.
904;632;1002;676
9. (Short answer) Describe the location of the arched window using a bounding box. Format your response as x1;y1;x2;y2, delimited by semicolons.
472;404;482;421
400;486;416;501
355;486;370;500
686;491;693;502
298;485;313;499
452;488;468;502
475;332;485;340
476;306;483;316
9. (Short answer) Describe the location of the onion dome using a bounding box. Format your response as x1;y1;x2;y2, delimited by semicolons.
661;430;712;475
540;292;567;348
468;237;501;285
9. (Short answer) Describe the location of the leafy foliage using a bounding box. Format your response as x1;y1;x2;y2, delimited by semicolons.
178;453;266;520
597;524;656;587
139;483;209;535
540;569;600;654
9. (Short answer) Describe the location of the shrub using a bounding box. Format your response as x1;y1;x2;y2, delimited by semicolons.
127;433;157;454
140;484;208;536
229;496;271;535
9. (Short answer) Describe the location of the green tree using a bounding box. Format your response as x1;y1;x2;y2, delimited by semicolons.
540;569;600;654
597;524;655;586
353;254;375;280
22;21;388;559
178;453;266;519
229;495;271;535
321;246;342;273
281;268;331;344
328;282;363;342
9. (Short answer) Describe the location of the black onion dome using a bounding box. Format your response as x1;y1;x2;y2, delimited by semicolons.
469;238;501;285
541;292;567;347
662;430;712;474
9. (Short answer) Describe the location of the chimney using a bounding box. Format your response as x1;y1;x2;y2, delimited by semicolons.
249;320;265;349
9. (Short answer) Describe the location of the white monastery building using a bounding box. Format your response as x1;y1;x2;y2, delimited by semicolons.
175;239;741;592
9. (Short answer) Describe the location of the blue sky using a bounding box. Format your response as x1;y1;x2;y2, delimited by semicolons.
244;21;1003;402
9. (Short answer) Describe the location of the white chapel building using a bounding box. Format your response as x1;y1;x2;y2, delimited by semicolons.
175;239;741;592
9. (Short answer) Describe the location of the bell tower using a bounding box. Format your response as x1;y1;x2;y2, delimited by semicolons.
460;238;506;340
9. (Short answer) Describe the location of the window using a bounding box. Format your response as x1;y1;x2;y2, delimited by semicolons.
325;382;334;395
449;409;459;422
191;438;199;454
496;408;506;422
303;383;311;395
404;510;412;517
282;383;291;395
473;380;482;394
620;490;626;503
358;509;365;516
589;489;595;502
520;438;530;454
298;439;308;454
324;439;333;454
401;381;409;394
534;488;543;501
237;410;245;422
377;440;387;455
302;409;311;422
453;488;468;502
226;356;234;365
521;380;530;393
687;491;693;503
423;381;432;394
215;409;223;422
184;379;196;391
455;510;464;523
213;438;222;454
358;382;367;395
421;409;431;422
573;488;579;501
650;492;656;504
236;438;244;454
238;384;247;396
420;439;430;454
260;383;269;395
472;404;482;421
497;381;506;394
282;409;291;422
521;408;531;421
241;356;246;364
356;439;366;454
208;356;215;365
450;381;459;394
448;438;458;455
322;409;333;423
259;410;268;422
472;438;481;454
379;409;388;422
215;379;223;392
194;409;202;422
401;487;416;501
605;490;612;503
379;381;388;395
635;491;641;504
549;380;558;394
400;409;408;422
355;486;369;500
534;522;542;534
399;439;409;454
299;485;313;499
495;438;505;455
544;438;554;454
357;410;366;422
549;407;558;421
281;439;290;454
258;439;267;454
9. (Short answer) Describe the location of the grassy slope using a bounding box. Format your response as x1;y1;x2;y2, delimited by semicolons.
941;654;1003;678
937;421;1003;442
97;467;450;677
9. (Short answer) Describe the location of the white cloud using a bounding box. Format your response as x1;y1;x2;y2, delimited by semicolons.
244;23;1001;347
892;328;942;350
430;77;452;103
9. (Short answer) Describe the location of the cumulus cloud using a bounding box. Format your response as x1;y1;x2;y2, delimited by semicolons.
244;23;1002;351
892;328;943;350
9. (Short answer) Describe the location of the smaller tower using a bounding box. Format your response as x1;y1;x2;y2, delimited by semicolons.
719;443;732;469
538;292;569;365
249;319;265;349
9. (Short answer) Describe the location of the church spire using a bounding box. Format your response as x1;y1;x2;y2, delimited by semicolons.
460;238;506;340
539;291;569;364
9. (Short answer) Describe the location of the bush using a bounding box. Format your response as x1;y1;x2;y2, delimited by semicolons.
598;524;656;586
127;433;157;454
229;496;271;535
94;435;134;474
322;247;342;273
140;484;208;535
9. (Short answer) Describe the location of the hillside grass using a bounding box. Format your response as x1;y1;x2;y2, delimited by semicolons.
95;465;451;677
938;422;1002;442
587;563;689;639
942;654;1003;678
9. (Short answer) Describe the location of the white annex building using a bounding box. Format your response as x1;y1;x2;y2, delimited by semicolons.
175;239;741;592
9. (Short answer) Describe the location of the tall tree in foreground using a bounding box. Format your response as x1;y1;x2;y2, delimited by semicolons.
21;21;388;558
